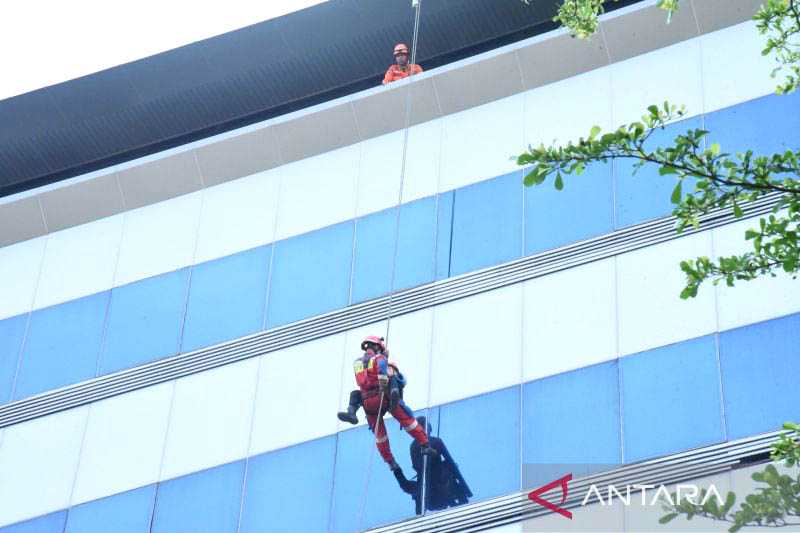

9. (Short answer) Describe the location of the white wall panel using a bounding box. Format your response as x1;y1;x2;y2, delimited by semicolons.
385;308;434;410
701;21;777;114
0;407;87;527
524;68;614;147
617;232;717;356
34;215;123;310
439;94;524;193
402;120;443;203
357;131;403;217
71;382;173;505
611;39;703;125
713;217;800;331
249;334;346;456
430;284;523;405
274;144;359;241
160;358;258;480
193;169;280;264
336;321;388;432
523;258;617;382
0;236;46;320
114;192;202;287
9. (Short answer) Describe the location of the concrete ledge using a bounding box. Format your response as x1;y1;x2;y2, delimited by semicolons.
0;0;758;249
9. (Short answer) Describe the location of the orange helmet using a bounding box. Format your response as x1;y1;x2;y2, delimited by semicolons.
393;43;409;56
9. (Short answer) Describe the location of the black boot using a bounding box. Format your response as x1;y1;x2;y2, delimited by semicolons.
337;405;358;425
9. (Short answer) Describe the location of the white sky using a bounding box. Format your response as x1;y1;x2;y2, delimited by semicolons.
0;1;326;101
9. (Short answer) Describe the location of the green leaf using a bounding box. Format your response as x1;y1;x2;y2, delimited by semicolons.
671;181;683;204
647;104;659;117
659;513;679;524
659;166;679;176
710;142;721;156
589;125;601;139
555;173;564;191
733;203;743;218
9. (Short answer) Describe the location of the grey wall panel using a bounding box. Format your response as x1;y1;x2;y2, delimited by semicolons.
352;78;441;140
194;127;283;187
40;174;124;232
273;103;360;164
516;33;609;90
602;3;699;63
690;0;764;34
0;197;46;247
117;151;203;209
433;52;525;115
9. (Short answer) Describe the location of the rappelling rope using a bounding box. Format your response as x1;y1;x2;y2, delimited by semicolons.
354;1;424;531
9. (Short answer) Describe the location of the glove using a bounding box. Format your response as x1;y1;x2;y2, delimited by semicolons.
378;374;389;391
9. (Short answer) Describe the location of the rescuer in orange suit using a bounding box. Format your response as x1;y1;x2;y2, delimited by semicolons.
382;43;423;84
342;335;437;472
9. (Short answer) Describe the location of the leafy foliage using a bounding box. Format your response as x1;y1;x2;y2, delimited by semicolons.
658;424;800;532
516;102;800;298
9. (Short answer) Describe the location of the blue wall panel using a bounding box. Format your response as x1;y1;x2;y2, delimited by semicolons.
707;91;800;157
394;196;448;292
351;208;396;303
239;436;335;533
99;269;190;375
438;387;520;502
181;246;271;352
719;313;800;439
151;460;245;533
522;361;621;485
14;292;109;400
330;415;426;532
64;485;156;533
450;172;523;276
0;512;66;533
267;221;354;328
621;335;724;462
435;191;454;280
0;314;27;404
525;162;613;255
614;116;702;228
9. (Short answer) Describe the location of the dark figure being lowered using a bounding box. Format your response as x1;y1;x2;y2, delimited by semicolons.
393;417;473;515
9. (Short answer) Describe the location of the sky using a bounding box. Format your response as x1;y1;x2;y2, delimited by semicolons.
0;1;326;101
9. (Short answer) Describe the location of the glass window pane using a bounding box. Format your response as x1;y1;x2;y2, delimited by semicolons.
437;387;520;502
450;171;523;276
14;292;109;400
706;91;800;156
719;313;800;439
522;361;621;487
525;162;613;255
99;269;190;375
239;436;335;533
0;314;27;404
65;485;156;533
620;335;724;462
267;221;354;328
151;461;245;533
181;246;271;352
614;116;702;228
0;512;66;533
351;208;396;304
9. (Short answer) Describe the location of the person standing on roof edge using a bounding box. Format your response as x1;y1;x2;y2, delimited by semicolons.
382;43;423;84
339;335;437;473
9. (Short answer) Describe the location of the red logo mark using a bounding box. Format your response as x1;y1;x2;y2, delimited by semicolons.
527;473;573;519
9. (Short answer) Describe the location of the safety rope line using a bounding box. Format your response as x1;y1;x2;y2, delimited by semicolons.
355;1;424;531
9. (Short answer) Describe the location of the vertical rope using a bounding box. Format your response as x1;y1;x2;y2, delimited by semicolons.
355;2;423;531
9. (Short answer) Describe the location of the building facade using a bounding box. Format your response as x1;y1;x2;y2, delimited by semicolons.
0;1;797;532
